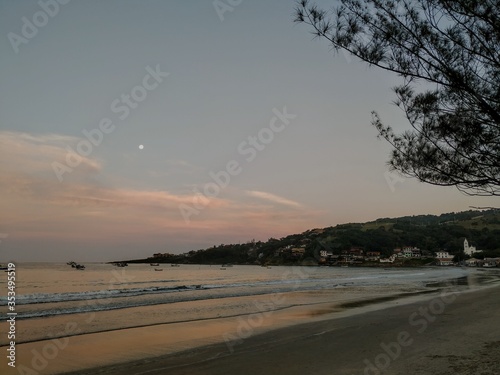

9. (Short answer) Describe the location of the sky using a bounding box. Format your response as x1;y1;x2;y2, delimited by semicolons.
0;0;497;262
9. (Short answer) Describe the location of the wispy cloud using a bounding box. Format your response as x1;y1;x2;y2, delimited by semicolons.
0;130;101;177
0;131;323;259
245;190;302;208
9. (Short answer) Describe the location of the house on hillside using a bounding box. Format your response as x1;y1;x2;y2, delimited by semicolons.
319;250;333;258
435;251;451;259
349;247;365;260
435;250;454;266
465;258;480;267
393;247;421;258
436;257;454;266
290;247;305;258
400;246;421;258
340;247;365;261
402;247;413;258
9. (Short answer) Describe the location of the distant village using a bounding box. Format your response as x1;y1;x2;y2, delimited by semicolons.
150;237;500;268
308;238;499;267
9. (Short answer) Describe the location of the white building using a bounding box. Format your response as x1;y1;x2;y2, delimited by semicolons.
319;250;333;258
464;239;482;256
437;257;454;266
435;251;452;259
435;250;454;266
395;247;421;258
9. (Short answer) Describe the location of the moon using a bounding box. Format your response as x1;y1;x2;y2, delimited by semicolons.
139;144;144;150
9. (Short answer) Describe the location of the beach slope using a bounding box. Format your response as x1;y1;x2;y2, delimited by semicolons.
67;284;500;375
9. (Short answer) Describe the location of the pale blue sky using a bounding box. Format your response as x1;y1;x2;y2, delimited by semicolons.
1;0;496;261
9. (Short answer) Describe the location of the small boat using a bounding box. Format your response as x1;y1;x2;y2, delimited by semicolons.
154;268;163;271
220;267;226;270
75;264;85;270
171;264;180;267
150;263;160;266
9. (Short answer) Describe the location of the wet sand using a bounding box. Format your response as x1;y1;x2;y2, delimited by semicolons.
1;286;423;374
64;283;500;375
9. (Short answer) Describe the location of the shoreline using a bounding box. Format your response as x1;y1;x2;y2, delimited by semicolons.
2;288;440;347
1;287;439;374
3;266;471;347
64;281;500;375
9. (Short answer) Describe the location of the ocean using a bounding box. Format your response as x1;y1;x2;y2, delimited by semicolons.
1;262;475;339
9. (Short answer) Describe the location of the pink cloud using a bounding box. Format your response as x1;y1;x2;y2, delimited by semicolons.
0;131;324;257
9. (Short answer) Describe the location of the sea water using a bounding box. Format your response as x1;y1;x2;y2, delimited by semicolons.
0;262;471;322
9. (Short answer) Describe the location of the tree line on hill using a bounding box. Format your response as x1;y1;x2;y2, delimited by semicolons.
125;210;500;266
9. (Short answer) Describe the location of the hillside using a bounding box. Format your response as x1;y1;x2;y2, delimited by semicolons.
126;209;500;265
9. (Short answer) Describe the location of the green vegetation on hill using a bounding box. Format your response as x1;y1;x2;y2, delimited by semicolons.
125;209;500;265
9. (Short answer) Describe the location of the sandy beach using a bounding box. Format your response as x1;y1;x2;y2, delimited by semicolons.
62;281;499;375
